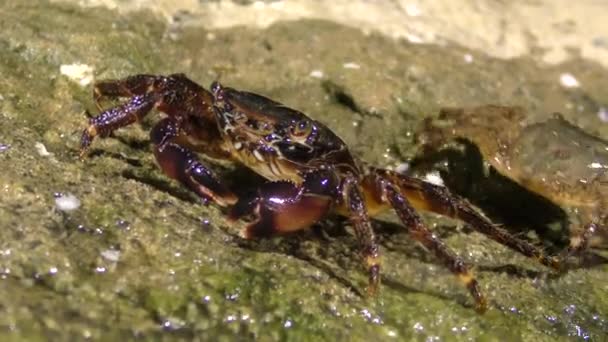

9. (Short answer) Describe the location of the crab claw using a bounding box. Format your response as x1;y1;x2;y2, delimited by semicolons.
229;180;332;239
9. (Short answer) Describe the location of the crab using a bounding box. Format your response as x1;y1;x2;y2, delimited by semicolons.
417;105;607;256
79;74;561;312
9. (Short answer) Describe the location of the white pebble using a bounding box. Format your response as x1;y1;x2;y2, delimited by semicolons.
309;70;324;78
101;249;121;262
55;193;81;211
35;142;52;157
404;33;424;44
343;62;361;69
559;73;580;88
60;63;94;87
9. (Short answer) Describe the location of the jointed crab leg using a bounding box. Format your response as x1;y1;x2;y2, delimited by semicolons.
81;93;157;156
151;118;237;207
372;169;561;271
93;74;158;108
82;75;163;148
82;74;235;206
81;74;217;157
342;176;381;296
377;177;487;312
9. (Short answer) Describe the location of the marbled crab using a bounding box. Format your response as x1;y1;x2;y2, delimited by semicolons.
80;74;561;312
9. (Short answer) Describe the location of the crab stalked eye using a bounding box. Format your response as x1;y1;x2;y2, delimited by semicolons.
256;121;275;135
291;120;312;138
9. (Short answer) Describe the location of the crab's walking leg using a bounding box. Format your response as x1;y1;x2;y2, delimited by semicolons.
81;73;215;157
81;93;157;157
93;74;158;109
229;172;335;238
82;75;160;153
372;169;561;271
378;178;488;312
342;176;381;296
151;118;237;207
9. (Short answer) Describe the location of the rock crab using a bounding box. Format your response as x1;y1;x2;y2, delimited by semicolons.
79;74;561;312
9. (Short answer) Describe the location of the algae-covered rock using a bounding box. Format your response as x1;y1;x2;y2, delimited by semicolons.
0;0;606;340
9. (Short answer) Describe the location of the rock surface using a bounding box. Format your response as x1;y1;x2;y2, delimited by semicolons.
0;0;607;340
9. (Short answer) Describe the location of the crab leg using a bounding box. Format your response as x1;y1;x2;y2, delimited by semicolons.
370;169;561;271
341;176;381;296
377;177;487;312
80;93;158;157
81;74;217;157
93;74;158;108
151;118;237;207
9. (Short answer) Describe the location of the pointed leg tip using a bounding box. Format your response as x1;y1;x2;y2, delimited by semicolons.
475;296;489;314
366;283;379;298
364;261;381;298
551;257;563;273
238;228;251;240
540;254;563;273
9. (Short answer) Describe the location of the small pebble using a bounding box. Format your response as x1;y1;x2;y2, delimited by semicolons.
343;62;360;69
35;142;52;157
100;249;121;262
60;63;94;87
54;193;81;211
309;70;324;78
559;73;580;88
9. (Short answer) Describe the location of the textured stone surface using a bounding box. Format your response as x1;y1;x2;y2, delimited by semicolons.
0;0;606;340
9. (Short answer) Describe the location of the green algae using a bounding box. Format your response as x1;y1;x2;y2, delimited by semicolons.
0;0;607;340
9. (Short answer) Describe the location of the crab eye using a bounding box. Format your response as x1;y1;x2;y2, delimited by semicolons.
257;121;274;134
291;120;312;138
